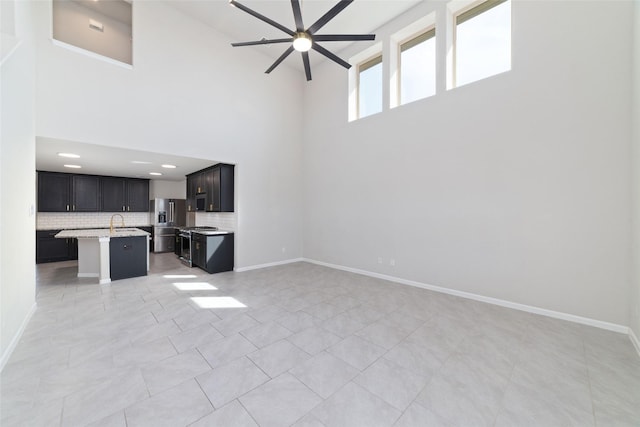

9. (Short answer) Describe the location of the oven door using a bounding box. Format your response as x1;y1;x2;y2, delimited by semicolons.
179;232;192;267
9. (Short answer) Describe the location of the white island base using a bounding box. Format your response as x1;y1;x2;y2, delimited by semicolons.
77;237;114;284
56;229;150;285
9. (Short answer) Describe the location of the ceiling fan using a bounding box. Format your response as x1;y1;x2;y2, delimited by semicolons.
229;0;375;81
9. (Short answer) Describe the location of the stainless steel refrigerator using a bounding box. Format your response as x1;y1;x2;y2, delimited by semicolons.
150;199;186;252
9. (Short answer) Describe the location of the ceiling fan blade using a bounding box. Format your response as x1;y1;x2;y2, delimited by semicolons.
307;0;354;35
313;34;376;42
232;38;293;47
312;43;351;69
291;0;304;32
266;46;295;74
302;51;312;81
229;0;295;36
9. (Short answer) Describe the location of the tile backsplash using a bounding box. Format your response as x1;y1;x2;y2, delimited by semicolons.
37;211;238;231
195;212;237;231
37;212;151;230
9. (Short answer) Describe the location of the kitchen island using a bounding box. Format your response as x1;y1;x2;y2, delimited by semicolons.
55;228;150;284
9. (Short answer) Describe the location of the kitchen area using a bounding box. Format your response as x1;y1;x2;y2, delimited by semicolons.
35;141;237;284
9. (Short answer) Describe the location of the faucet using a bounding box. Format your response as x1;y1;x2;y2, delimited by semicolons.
110;214;125;233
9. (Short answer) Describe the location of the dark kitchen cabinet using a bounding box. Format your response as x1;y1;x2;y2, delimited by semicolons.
101;177;127;212
109;236;147;280
191;232;234;274
101;177;149;212
38;172;99;212
192;232;206;269
126;179;149;212
206;164;234;212
38;172;71;212
186;175;197;212
72;174;100;212
194;172;205;194
186;163;234;213
36;230;78;263
38;171;148;213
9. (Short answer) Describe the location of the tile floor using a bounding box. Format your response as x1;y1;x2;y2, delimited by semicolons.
2;254;639;426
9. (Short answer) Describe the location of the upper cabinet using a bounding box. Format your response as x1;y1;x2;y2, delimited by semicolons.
207;164;234;212
38;172;72;212
101;176;149;212
37;171;149;213
100;177;126;212
126;179;150;212
38;171;100;212
186;163;234;213
72;174;100;212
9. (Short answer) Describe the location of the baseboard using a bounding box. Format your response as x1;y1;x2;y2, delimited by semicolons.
0;302;37;372
630;328;640;358
235;258;304;273
302;258;629;335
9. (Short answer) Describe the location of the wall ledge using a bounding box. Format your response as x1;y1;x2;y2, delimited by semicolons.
630;327;640;358
0;32;22;68
0;302;37;372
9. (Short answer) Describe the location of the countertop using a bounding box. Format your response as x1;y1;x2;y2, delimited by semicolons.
38;225;152;231
191;229;234;236
55;228;151;239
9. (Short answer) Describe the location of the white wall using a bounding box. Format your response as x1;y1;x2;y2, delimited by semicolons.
1;0;37;367
631;0;640;341
34;1;304;269
52;0;132;64
302;0;633;326
149;179;186;199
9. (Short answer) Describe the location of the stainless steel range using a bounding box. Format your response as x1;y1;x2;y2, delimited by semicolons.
177;226;218;267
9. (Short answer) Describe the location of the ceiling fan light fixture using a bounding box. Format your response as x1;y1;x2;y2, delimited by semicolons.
292;33;312;52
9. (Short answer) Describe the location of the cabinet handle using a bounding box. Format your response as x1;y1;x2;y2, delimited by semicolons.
66;204;69;211
128;206;130;212
122;206;125;212
209;204;212;210
72;205;75;211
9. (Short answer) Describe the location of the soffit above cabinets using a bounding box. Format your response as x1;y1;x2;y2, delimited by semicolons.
36;137;219;181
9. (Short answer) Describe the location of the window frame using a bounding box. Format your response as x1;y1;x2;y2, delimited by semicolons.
356;54;383;119
397;26;437;106
450;0;511;88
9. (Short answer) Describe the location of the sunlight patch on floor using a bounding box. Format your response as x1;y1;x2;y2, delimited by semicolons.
190;296;247;308
173;282;218;291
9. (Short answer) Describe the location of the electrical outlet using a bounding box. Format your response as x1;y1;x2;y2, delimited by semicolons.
282;247;286;253
390;259;395;266
378;257;383;264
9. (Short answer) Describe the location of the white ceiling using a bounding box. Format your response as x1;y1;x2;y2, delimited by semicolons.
37;1;422;180
36;137;217;181
169;0;423;71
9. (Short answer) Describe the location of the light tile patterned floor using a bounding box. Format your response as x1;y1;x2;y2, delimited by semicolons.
2;254;639;426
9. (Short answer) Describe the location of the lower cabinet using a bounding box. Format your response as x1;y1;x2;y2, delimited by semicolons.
36;230;78;263
192;233;206;270
192;232;234;274
109;236;147;281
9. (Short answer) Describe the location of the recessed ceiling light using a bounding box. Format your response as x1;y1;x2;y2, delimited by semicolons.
131;160;151;164
149;172;162;176
161;164;177;169
58;152;80;158
64;164;82;169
